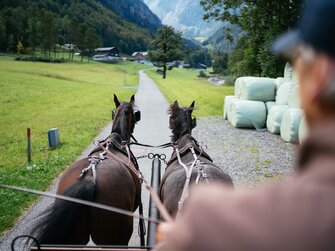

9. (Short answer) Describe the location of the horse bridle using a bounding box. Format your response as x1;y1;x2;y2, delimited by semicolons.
111;108;141;124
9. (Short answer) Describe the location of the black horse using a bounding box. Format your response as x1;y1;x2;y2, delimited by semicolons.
31;94;142;245
160;101;234;217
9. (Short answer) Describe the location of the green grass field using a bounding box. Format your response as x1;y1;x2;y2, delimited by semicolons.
146;68;234;117
0;55;151;235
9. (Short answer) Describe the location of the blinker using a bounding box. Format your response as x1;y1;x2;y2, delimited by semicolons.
192;117;197;129
134;110;141;123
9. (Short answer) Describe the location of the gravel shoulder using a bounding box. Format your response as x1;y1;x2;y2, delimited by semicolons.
193;117;298;188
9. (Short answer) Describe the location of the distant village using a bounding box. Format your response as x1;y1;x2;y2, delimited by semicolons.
90;46;208;71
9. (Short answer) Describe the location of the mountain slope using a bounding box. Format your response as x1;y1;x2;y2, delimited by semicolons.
98;0;161;32
0;0;158;54
143;0;221;41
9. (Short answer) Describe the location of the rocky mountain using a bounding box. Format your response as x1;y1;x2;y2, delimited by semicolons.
203;23;242;53
99;0;162;32
143;0;221;41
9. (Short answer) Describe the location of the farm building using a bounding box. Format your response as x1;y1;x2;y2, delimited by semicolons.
131;51;148;62
93;47;120;62
196;63;208;70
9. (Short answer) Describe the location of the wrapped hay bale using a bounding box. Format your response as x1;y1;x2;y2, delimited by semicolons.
288;85;301;108
227;98;240;123
266;105;289;134
299;116;309;144
234;78;243;98
280;108;304;143
266;101;276;115
276;81;294;105
230;100;267;129
234;77;250;98
239;77;275;102
284;63;293;80
223;96;238;120
274;77;288;93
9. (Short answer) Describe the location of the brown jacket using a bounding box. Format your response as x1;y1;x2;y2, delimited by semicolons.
155;122;335;251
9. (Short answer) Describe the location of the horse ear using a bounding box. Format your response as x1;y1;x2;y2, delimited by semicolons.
172;100;179;110
114;94;120;108
190;101;195;109
130;95;135;104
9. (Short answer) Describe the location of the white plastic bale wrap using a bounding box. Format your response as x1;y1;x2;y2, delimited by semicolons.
299;116;309;144
266;105;289;134
288;85;301;108
230;100;267;129
280;108;304;143
284;63;293;80
223;96;238;120
234;77;246;98
276;81;294;105
274;77;288;93
227;98;240;123
239;77;275;102
265;101;276;115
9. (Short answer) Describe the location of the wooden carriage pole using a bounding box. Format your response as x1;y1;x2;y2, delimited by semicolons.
147;154;162;247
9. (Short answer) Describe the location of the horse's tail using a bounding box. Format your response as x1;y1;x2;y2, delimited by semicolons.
30;177;96;245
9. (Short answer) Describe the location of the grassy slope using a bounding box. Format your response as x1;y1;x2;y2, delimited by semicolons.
0;55;151;234
146;68;234;117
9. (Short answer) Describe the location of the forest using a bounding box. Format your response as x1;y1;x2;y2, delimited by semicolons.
0;0;155;57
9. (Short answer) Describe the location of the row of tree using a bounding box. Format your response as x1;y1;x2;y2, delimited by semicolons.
0;0;154;58
200;0;304;77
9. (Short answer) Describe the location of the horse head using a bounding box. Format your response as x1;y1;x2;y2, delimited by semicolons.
169;100;196;143
112;94;140;141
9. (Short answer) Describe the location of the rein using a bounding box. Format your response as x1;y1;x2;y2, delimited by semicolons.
0;184;160;224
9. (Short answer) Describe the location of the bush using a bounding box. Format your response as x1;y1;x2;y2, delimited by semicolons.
224;75;236;86
14;56;65;63
198;70;208;78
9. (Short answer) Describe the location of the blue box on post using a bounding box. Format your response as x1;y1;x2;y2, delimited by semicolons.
48;128;60;149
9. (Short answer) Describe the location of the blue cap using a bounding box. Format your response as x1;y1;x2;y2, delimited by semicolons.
273;0;335;59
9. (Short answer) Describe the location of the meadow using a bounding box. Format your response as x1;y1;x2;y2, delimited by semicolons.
0;55;151;234
146;68;234;117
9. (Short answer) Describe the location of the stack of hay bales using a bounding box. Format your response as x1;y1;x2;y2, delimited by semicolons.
224;63;308;144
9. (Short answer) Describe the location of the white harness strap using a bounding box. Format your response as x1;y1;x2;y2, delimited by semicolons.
176;144;209;216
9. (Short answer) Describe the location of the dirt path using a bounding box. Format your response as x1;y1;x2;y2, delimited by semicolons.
0;70;172;249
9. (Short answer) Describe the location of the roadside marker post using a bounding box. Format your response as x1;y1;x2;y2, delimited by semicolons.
27;128;32;165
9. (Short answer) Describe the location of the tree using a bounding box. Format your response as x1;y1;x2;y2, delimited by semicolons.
200;0;304;77
0;17;6;51
38;10;59;59
84;27;102;62
212;52;228;74
149;26;183;79
185;48;212;68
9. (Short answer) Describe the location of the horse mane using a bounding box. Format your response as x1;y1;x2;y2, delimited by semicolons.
112;102;136;141
168;105;194;143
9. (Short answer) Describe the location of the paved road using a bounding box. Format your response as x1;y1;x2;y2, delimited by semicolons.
0;70;172;250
